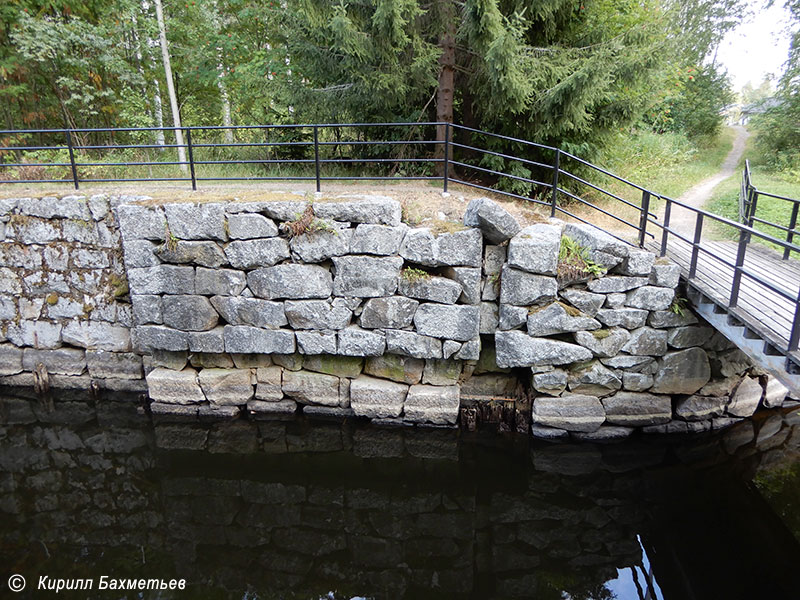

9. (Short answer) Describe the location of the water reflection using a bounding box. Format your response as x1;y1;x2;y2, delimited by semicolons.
1;390;799;599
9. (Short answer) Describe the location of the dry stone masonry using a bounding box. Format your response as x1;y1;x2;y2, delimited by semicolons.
0;192;791;438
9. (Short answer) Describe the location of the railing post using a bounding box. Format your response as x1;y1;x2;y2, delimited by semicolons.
789;288;800;352
660;198;671;257
185;128;196;191
65;130;79;190
550;149;560;217
688;212;704;279
442;122;450;193
784;202;799;260
747;190;759;229
730;228;749;308
313;125;321;193
638;190;651;248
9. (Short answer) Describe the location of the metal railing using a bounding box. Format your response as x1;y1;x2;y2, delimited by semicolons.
1;121;799;363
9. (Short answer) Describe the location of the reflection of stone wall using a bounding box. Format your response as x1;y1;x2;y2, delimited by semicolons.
1;394;799;598
0;193;789;438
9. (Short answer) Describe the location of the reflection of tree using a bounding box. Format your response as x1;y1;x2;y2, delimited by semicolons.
755;460;800;542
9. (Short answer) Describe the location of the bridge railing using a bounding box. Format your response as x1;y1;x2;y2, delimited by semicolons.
739;160;800;260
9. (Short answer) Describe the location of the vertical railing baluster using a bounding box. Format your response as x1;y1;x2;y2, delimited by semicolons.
65;130;79;190
660;198;671;257
185;128;196;191
747;190;759;229
638;190;651;248
784;202;798;260
789;288;800;352
730;228;748;308
689;212;704;279
313;125;321;193
443;122;450;193
550;149;560;217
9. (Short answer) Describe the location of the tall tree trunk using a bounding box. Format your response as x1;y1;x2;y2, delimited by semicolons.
154;0;187;172
212;1;234;143
435;0;456;175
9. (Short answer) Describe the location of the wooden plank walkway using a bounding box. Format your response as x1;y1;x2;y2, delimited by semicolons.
646;237;800;368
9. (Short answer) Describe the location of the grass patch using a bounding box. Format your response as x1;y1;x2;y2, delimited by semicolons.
400;267;431;283
557;236;604;285
429;219;467;236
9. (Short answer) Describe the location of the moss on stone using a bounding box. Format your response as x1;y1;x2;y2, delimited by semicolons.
303;354;364;378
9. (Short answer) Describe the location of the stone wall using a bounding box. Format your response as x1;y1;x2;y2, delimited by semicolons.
0;192;790;438
0;195;145;392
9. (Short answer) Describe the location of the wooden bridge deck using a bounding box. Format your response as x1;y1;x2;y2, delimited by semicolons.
647;237;800;371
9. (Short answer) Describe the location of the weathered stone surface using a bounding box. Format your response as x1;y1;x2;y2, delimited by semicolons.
763;376;789;408
122;239;159;268
364;354;423;384
199;369;254;405
622;371;653;391
188;328;225;353
0;344;23;375
295;330;338;354
399;274;461;305
482;245;506;301
248;264;333;299
350;375;408;418
675;395;728;421
533;370;567;396
338;326;385;356
349;223;408;255
414;304;480;341
650;347;711;395
282;370;340;406
480;302;499;335
506;224;561;275
248;399;297;414
254;365;283;401
195;267;247;296
532;394;606;432
227;213;278;239
302;355;363;378
442;267;481;304
155;241;227;267
332;255;402;297
648;309;698;328
605;293;626;309
254;200;308;221
20;195;91;220
85;351;142;379
399;228;438;266
621;327;668;356
134;325;188;351
573;328;631;358
284;299;352;330
560;289;605;316
360;297;418;329
496;331;593;368
463;197;521;244
596;308;648;330
527;302;600;336
601;392;671;426
587;276;648;293
617;249;655;276
385;329;442;359
435;228;483;267
649;262;681;288
498;304;527;330
727;376;763;417
563;223;629;262
626;286;674;311
151;349;189;370
5;320;62;349
289;228;352;263
572;425;635;441
568;361;621;396
189;351;234;369
210;296;287;329
500;266;558;306
667;326;714;349
223;325;295;354
422;358;462;385
530;424;570;439
128;265;195;295
22;348;85;375
715;349;752;378
225;238;291;269
116;205;166;241
404;384;460;425
164;203;227;240
455;337;481;360
146;367;206;404
314;196;401;226
161;295;219;331
460;373;516;398
62;321;132;352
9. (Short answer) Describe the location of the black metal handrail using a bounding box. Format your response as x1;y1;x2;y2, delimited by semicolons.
2;121;800;361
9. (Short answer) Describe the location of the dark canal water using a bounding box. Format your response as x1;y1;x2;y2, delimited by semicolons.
1;389;800;599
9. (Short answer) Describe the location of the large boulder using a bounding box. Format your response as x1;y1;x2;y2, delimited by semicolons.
338;326;385;356
435;228;483;267
463;197;521;244
527;302;601;336
161;295;219;331
282;370;341;407
155;240;228;267
225;238;291;269
289;228;352;263
164;203;227;241
620;327;668;356
563;223;629;268
385;330;443;359
364;354;424;384
560;288;605;316
332;255;403;297
499;266;558;306
532;394;606;432
146;367;205;404
573;328;631;358
506;224;561;275
195;267;247;296
223;325;296;354
227;213;278;239
413;304;480;342
349;223;408;255
727;376;763;417
210;296;287;329
360;297;419;329
442;267;481;304
625;286;674;311
285;299;353;330
496;330;593;368
349;375;408;418
675;395;728;421
198;368;254;405
313;195;401;226
595;308;648;330
587;276;648;294
650;347;710;394
567;361;622;396
248;264;333;299
399;274;462;304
